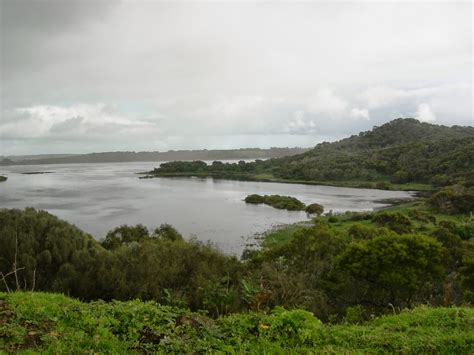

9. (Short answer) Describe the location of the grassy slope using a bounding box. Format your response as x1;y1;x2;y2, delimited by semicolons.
1;292;473;354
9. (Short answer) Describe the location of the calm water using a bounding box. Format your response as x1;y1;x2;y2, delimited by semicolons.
0;162;414;254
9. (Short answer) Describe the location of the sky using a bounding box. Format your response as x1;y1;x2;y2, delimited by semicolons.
1;0;472;155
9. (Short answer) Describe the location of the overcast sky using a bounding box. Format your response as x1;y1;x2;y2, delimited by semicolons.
1;0;472;155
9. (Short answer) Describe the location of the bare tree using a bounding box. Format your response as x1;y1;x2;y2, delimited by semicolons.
0;231;36;293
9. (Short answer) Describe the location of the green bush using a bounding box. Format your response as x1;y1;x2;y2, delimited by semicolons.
244;194;306;211
305;203;324;215
337;234;444;307
1;292;473;353
372;212;413;233
429;185;474;214
244;194;265;204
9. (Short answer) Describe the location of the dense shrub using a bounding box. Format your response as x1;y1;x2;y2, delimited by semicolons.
244;194;306;211
337;234;444;307
372;212;413;233
429;185;474;214
244;194;265;204
305;203;324;215
0;208;241;313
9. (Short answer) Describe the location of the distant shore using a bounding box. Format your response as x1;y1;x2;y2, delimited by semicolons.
0;147;310;166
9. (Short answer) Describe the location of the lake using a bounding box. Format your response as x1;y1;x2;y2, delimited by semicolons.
0;162;414;254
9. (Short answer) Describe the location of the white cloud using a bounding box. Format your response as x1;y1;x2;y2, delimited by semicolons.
415;103;436;122
362;87;405;109
350;108;370;120
285;110;317;134
0;104;156;139
306;89;348;115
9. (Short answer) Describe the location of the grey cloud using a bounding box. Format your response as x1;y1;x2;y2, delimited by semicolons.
1;0;117;33
0;1;472;154
50;116;85;133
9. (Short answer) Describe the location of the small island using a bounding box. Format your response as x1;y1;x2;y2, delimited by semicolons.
245;194;324;214
0;175;7;182
21;171;54;175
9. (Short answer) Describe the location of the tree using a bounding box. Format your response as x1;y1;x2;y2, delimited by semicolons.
101;224;149;250
372;212;413;234
153;224;183;242
305;203;324;216
337;234;444;308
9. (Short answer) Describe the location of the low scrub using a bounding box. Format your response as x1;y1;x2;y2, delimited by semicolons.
1;292;473;353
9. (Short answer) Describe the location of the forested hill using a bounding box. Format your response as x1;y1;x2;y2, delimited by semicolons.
273;118;474;183
148;118;474;187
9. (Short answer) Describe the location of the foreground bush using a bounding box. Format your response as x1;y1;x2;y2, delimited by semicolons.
0;208;241;314
1;292;473;353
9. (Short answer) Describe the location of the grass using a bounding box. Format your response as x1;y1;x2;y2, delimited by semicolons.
1;292;473;354
257;200;474;249
261;223;310;247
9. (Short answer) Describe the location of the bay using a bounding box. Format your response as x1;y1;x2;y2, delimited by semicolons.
0;162;414;254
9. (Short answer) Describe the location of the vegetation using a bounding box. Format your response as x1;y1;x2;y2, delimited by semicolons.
1;197;473;319
0;208;240;312
1;117;474;351
145;118;474;189
20;171;54;175
245;194;307;211
429;184;474;214
0;176;6;182
0;195;473;352
1;292;473;353
305;203;324;215
244;194;324;214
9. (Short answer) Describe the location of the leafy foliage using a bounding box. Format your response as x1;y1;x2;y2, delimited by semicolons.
305;203;324;215
0;208;241;313
337;234;444;307
429;185;474;214
0;201;473;327
1;292;473;353
244;194;306;211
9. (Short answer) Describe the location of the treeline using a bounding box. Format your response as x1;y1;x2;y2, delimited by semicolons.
1;199;473;321
147;118;474;186
0;147;309;166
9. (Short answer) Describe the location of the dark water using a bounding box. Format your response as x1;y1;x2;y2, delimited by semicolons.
0;162;414;254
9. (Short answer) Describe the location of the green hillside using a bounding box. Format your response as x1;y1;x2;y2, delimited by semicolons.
1;292;473;353
146;118;474;189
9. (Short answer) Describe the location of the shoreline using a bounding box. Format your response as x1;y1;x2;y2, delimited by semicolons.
139;172;432;192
